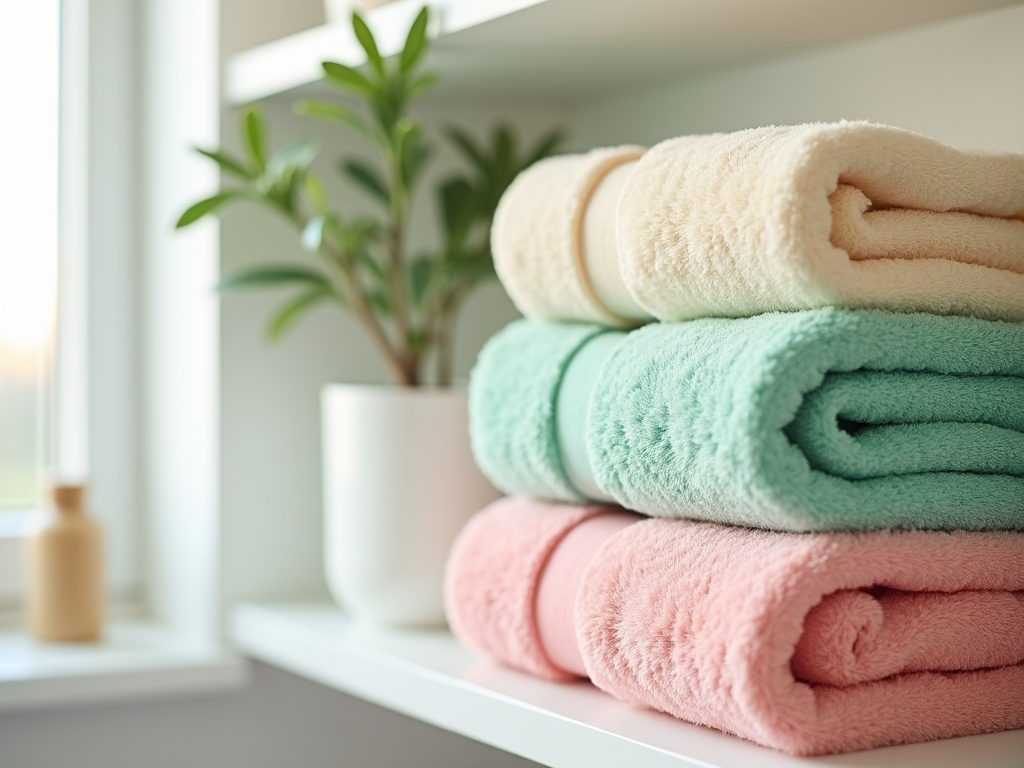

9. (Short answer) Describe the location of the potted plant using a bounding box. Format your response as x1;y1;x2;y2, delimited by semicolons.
177;7;561;625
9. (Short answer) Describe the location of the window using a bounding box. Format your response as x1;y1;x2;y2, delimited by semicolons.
1;0;219;619
0;0;136;607
0;0;61;605
0;0;233;699
0;0;60;516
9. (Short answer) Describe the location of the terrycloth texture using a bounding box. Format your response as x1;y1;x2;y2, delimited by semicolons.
493;122;1024;325
534;510;641;676
790;588;1024;686
443;496;607;682
492;146;647;326
468;309;1024;531
554;331;627;499
581;161;647;319
578;518;1024;755
469;322;606;503
444;498;1024;755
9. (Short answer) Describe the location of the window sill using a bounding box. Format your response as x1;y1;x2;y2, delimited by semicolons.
0;619;247;711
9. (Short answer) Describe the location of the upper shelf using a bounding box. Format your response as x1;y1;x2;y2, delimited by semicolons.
226;0;1018;105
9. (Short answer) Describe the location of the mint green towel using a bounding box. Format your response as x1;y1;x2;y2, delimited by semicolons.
468;309;1024;531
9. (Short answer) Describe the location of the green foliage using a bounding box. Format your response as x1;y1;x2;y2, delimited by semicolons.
431;124;564;288
177;6;562;386
195;148;252;180
341;160;390;206
266;287;335;341
294;100;373;138
176;192;244;228
321;62;374;94
352;14;384;76
215;265;333;293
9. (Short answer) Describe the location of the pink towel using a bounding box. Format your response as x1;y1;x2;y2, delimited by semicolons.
445;498;1024;755
444;496;606;681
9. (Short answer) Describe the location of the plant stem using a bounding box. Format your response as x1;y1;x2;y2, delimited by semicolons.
433;280;467;387
331;248;416;386
386;163;410;369
435;310;453;387
290;211;416;386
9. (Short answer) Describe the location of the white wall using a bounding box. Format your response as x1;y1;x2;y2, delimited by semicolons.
576;3;1024;153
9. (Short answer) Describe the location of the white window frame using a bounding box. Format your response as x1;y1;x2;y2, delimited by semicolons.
0;0;61;599
0;0;141;613
65;0;142;608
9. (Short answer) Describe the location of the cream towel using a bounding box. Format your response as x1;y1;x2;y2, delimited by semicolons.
493;122;1024;325
491;145;648;326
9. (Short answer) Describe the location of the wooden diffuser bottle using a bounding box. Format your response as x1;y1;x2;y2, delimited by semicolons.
27;484;104;641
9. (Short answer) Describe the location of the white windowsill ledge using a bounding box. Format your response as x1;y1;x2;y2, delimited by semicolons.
0;620;247;711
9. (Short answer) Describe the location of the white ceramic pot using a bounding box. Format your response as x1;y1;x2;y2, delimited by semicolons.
321;384;499;626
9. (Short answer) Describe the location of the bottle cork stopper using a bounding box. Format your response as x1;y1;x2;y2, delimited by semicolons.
51;484;85;512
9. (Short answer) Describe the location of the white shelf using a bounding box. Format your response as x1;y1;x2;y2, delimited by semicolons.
231;601;1024;768
226;0;1018;104
0;620;246;711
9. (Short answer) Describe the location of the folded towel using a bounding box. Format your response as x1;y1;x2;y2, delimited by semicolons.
444;496;636;681
493;122;1024;326
445;497;1024;755
492;145;648;326
469;309;1024;531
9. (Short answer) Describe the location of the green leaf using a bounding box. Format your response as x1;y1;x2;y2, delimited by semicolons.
367;288;392;315
351;13;384;76
400;7;429;75
407;143;432;188
405;72;438;100
321;61;375;94
194;147;252;180
526;129;565;167
445;126;487;174
493;124;515;179
341;159;390;206
265;140;317;184
354;247;387;282
259;165;305;218
288;166;308;212
396;120;430;188
241;106;267;171
408;255;435;307
295;99;373;137
342;217;384;252
449;254;496;281
216;265;332;292
439;178;476;246
266;287;332;342
176;192;243;228
304;172;329;215
369;99;394;137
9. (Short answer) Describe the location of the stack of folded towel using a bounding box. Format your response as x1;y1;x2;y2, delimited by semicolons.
443;121;1024;756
